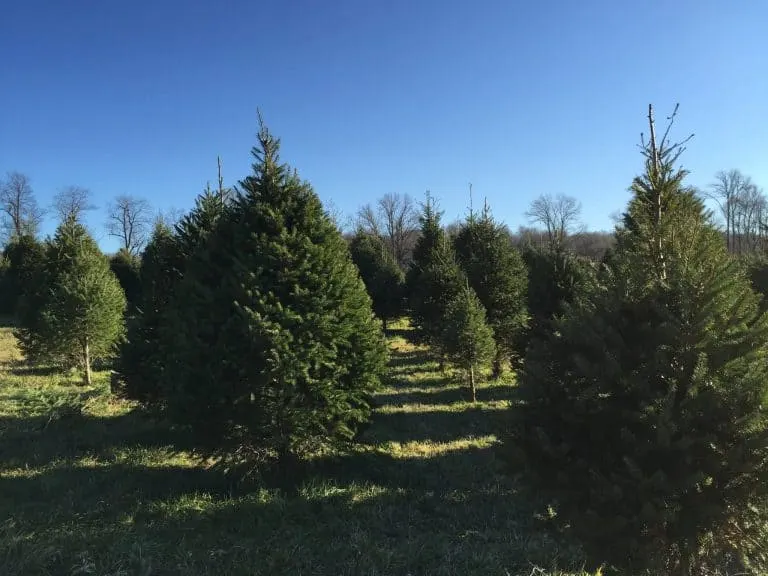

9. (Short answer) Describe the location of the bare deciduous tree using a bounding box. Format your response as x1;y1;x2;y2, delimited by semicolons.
356;192;418;267
707;170;767;254
154;207;185;231
525;193;582;248
52;185;96;223
0;171;45;241
105;195;153;255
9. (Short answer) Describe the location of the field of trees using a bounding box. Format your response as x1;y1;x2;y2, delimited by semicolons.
2;106;768;575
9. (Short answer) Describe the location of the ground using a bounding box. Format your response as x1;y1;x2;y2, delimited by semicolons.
0;319;588;576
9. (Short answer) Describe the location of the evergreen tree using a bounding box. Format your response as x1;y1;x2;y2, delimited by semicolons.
439;282;495;401
349;231;405;330
118;188;228;403
164;120;388;476
522;245;595;346
506;106;768;574
109;248;142;309
18;218;126;384
453;204;527;376
1;234;47;318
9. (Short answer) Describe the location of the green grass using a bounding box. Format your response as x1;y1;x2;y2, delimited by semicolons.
0;320;591;576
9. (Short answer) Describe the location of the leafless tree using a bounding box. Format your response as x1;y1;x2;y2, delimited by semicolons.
0;171;45;241
105;195;153;255
52;185;96;224
356;193;419;267
154;206;185;231
707;170;748;252
707;170;767;254
525;193;582;248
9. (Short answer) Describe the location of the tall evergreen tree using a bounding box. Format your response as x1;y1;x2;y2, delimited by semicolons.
18;218;126;384
453;204;528;376
439;282;495;401
164;120;388;476
1;234;47;319
506;106;768;574
349;231;405;330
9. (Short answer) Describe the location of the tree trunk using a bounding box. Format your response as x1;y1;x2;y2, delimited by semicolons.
83;338;92;386
469;363;477;403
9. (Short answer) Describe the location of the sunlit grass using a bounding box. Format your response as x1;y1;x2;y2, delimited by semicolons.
0;320;592;575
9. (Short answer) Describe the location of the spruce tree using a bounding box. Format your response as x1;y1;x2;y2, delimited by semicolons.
109;248;142;309
349;231;405;330
20;218;126;384
440;282;495;401
506;106;768;574
522;245;595;347
2;234;47;319
453;203;527;376
118;188;228;403
165;120;388;476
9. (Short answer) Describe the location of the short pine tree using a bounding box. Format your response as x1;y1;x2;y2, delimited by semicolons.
506;106;768;574
440;282;495;402
165;120;388;477
349;231;405;330
453;204;527;376
22;218;126;384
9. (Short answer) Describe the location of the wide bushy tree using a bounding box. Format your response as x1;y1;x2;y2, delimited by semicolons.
507;106;768;574
164;121;388;476
17;218;126;384
439;283;495;401
453;205;527;375
349;231;405;330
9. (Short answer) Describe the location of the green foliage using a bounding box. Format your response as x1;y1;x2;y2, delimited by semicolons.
109;248;142;309
17;218;126;383
164;121;388;475
1;234;47;318
745;255;768;313
118;189;228;403
453;205;527;373
408;196;466;347
507;115;768;573
439;283;495;401
522;245;595;346
349;231;405;329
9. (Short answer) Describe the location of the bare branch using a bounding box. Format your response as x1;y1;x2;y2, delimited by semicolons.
52;185;96;224
105;195;153;255
525;193;582;248
0;171;45;241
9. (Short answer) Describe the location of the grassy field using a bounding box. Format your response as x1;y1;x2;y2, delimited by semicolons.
0;320;588;576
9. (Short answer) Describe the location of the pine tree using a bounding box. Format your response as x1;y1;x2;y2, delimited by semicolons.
109;248;142;309
165;120;388;477
522;244;595;346
440;282;495;401
408;194;461;345
453;203;527;376
2;234;47;318
506;106;768;574
349;231;405;330
118;188;229;403
19;218;126;384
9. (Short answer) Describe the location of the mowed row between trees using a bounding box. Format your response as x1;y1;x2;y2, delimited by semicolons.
2;106;768;575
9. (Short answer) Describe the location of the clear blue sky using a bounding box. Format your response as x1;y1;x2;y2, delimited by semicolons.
2;0;767;252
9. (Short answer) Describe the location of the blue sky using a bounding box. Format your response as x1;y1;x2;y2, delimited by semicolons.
2;0;767;252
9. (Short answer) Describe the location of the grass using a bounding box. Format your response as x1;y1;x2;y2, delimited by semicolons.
0;319;590;576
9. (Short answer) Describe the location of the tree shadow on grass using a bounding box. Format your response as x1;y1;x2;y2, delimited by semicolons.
362;404;509;445
377;383;516;407
8;362;60;377
0;408;194;470
2;445;585;576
